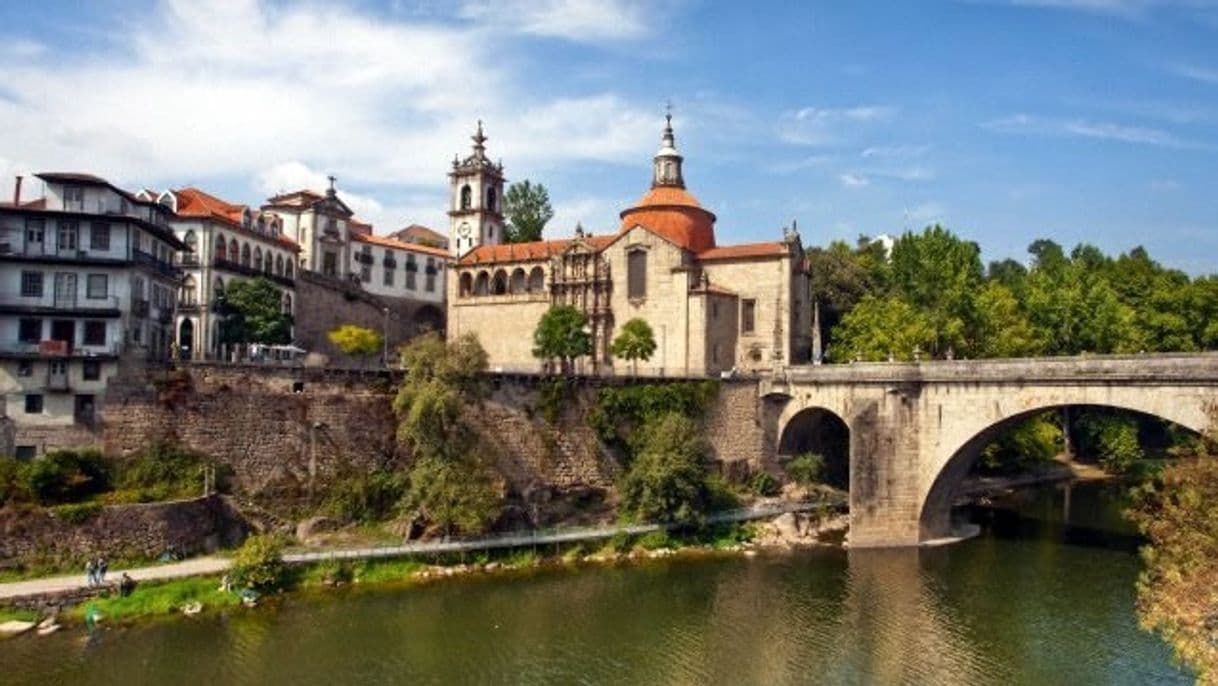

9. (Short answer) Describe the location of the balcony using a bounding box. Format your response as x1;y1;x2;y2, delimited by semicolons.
0;340;121;359
133;248;182;279
355;252;374;265
179;253;199;267
0;293;122;317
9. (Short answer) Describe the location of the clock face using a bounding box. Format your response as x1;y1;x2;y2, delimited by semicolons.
458;223;471;237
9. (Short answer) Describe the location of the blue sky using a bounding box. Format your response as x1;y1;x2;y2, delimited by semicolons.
1;0;1216;272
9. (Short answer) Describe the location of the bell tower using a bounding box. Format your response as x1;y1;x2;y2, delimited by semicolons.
448;120;506;257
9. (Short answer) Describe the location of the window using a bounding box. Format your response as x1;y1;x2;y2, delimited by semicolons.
276;255;284;275
712;302;720;320
741;299;756;334
83;360;101;381
323;252;338;277
254;247;263;272
286;261;294;279
25;218;45;247
627;250;647;299
181;276;197;305
84;321;106;346
487;187;497;212
182;229;196;257
86;274;108;299
20;271;43;297
90;222;111;250
132;230;142;253
131;323;142;344
57;221;78;251
14;446;35;461
241;243;251;267
132;276;145;299
425;259;436;292
17;361;32;377
361;265;371;283
215;235;226;262
24;394;43;414
63;185;84;210
18;318;40;343
383;266;394;286
460;185;472;210
228;240;239;263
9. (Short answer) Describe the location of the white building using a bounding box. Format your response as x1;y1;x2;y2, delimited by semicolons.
261;180;355;281
138;187;299;360
0;172;185;457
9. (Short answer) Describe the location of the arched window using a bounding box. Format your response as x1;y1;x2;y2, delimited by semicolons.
213;277;224;299
180;275;197;305
491;269;508;295
459;272;473;297
286;260;294;279
256;216;266;233
528;266;545;292
460;185;472;210
282;293;292;315
214;235;226;264
183;230;197;258
510;268;526;293
474;271;490;296
241;243;251;267
276;255;284;275
487;187;497;212
228;239;239;263
254;247;263;272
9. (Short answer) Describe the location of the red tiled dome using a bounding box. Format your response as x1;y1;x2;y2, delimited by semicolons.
619;186;717;252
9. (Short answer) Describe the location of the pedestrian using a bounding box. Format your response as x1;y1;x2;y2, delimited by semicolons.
97;557;108;585
85;559;96;587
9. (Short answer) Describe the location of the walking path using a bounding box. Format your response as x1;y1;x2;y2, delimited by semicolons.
0;500;839;602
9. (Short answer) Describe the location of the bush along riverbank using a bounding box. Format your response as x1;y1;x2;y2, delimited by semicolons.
0;511;851;634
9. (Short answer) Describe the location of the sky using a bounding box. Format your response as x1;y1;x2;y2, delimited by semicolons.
1;0;1216;272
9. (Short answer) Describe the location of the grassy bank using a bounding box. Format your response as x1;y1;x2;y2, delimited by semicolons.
0;522;762;630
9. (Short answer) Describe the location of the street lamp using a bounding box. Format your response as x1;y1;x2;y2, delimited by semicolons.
381;306;390;368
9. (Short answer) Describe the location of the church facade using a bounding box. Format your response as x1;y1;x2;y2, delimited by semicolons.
445;118;811;377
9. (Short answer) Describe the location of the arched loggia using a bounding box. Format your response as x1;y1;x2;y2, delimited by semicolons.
919;402;1207;542
776;406;851;490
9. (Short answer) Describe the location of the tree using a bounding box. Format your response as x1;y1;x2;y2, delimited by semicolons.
969;282;1045;358
611;318;657;375
503;180;554;243
218;278;292;345
829;295;937;361
889;225;984;356
328;324;383;366
533;305;592;374
620;412;711;526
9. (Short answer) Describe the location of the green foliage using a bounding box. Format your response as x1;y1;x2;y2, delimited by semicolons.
393;333;500;536
325;469;409;523
703;473;741;513
22;449;111;505
230;535;287;592
979;413;1062;473
786;452;825;486
635;530;673;551
749;471;780;497
970;281;1044;358
1076;412;1144;474
116;442;225;502
503;180;554;243
889;225;984;356
830;295;936;361
217;278;292;345
611;318;658;374
588;381;719;451
536;377;569;425
532;305;592;374
1126;457;1218;681
620;412;712;526
51;502;102;524
67;575;240;622
328;324;383;360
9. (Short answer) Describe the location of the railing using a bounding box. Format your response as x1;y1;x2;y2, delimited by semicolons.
179;253;199;266
0;341;121;357
283;500;845;564
213;258;295;287
133;249;182;278
0;293;121;311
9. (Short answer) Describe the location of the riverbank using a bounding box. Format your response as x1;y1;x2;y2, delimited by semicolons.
957;457;1113;502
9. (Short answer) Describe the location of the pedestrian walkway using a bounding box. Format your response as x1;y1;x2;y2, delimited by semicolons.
0;500;839;602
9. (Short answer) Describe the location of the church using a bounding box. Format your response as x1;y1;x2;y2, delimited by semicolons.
445;117;811;377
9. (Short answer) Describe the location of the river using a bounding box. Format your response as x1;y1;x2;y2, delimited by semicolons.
0;480;1190;685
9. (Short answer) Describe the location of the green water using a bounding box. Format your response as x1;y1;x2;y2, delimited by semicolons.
0;481;1189;685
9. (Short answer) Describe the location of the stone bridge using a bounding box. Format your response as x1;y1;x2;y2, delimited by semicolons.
762;354;1218;547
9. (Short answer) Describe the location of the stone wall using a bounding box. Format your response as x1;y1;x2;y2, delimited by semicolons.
294;271;445;365
0;495;248;568
703;379;777;478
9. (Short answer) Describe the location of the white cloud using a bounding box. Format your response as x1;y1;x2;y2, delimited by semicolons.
764;155;833;174
457;0;654;42
549;195;623;236
999;0;1218;19
0;0;662;228
861;144;930;159
982;113;1207;148
778;106;897;146
1171;62;1218;84
839;173;871;188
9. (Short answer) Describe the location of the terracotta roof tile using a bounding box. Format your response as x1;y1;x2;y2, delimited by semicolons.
697;242;788;261
458;235;615;265
175;187;300;252
352;231;450;258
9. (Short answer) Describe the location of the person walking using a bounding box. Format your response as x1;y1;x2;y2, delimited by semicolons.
85;559;97;587
97;557;109;585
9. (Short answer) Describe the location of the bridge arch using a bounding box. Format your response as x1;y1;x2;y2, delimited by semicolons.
776;405;851;489
918;396;1209;542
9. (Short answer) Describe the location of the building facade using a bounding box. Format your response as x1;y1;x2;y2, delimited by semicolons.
0;173;185;456
447;117;811;377
348;228;448;332
142;187;299;360
262;180;355;280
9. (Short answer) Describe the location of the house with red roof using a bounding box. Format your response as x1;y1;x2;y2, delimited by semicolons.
447;117;810;376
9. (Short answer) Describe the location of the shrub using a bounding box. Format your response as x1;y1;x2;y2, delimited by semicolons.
704;473;740;513
24;449;112;505
749;471;780;497
51;502;102;524
1077;412;1143;474
619;412;711;526
325;469;409;523
588;381;719;451
230;535;287;592
786;453;825;486
0;456;31;506
117;443;226;501
635;530;672;551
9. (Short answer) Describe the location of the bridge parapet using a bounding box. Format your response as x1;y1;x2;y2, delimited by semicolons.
776;353;1218;389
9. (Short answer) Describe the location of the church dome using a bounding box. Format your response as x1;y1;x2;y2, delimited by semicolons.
618;115;717;252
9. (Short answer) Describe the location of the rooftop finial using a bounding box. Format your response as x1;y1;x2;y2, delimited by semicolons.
326;174;337;197
652;104;684;188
